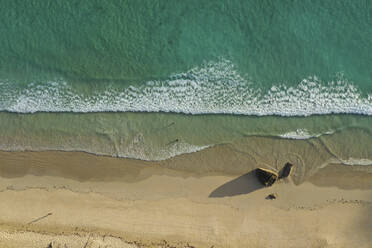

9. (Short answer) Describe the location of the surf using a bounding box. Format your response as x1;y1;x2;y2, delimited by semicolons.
0;60;371;116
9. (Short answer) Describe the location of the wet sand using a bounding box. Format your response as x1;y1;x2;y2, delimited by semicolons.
0;150;372;248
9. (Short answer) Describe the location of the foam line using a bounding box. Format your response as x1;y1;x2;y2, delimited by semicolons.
1;60;371;116
0;141;212;161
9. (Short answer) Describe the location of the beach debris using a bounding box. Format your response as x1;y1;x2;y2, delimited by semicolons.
46;242;53;248
161;122;175;130
255;168;278;187
27;212;53;225
83;234;92;248
266;193;277;200
166;139;179;146
279;162;293;179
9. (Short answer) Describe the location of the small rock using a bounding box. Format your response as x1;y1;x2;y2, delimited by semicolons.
266;193;277;200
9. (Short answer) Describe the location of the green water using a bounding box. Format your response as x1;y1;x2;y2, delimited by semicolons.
1;112;372;162
0;0;372;167
1;0;372;86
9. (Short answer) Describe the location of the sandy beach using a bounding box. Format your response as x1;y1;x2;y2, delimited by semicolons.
0;149;371;248
2;0;372;247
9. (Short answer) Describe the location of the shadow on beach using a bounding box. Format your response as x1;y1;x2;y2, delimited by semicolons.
209;170;264;198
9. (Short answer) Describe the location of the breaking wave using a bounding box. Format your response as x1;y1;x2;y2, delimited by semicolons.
1;59;371;116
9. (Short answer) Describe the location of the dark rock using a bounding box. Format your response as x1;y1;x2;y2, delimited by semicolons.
279;162;293;179
266;193;277;200
255;168;278;187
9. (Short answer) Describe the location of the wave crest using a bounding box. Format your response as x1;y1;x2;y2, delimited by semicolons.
1;60;371;116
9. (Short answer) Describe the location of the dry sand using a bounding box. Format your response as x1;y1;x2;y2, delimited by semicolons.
0;150;372;248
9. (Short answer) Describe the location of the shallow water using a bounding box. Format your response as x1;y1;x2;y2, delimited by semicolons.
0;1;372;170
0;112;371;163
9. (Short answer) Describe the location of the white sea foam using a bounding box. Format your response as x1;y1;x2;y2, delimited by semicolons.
279;129;335;140
320;157;372;169
118;137;212;161
1;59;372;116
279;129;314;139
338;158;372;166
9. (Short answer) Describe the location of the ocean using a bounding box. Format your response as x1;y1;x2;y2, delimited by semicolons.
1;0;372;175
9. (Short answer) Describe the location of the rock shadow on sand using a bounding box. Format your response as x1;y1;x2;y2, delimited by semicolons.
209;170;264;198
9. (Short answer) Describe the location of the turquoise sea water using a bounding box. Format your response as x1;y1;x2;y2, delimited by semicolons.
1;0;372;167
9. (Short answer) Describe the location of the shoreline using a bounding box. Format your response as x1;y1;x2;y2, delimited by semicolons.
0;150;372;247
1;111;372;162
